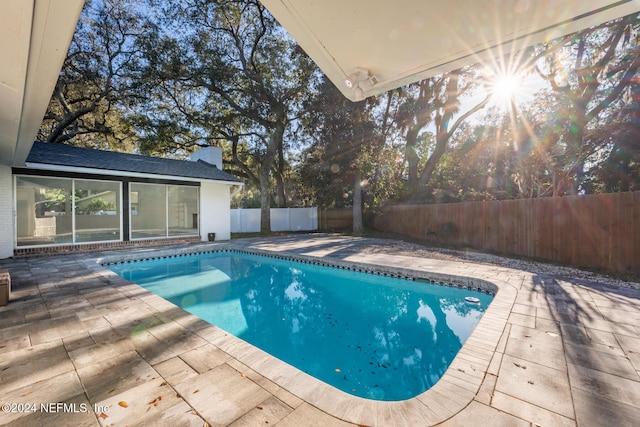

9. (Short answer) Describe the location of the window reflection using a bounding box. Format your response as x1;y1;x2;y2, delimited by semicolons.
74;179;121;242
131;183;199;239
16;177;72;246
130;183;167;238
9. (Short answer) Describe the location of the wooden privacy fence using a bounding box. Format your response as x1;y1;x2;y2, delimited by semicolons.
373;191;640;274
318;208;353;231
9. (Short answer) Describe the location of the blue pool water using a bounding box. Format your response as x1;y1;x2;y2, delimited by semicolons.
109;251;492;401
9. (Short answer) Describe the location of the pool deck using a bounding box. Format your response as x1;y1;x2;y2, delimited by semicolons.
1;234;639;426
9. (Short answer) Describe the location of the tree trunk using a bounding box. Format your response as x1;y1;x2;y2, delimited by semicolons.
260;120;286;233
567;113;587;194
410;133;448;201
274;142;287;207
259;157;273;233
405;126;420;189
352;172;363;235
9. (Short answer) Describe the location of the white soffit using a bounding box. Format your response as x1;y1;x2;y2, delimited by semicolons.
0;0;85;167
260;0;640;101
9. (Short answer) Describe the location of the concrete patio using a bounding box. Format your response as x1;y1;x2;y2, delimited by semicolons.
1;234;639;426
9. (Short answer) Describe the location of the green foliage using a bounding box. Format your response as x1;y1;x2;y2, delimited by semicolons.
587;76;640;192
298;76;398;209
39;0;152;150
392;67;491;201
76;198;117;214
421;13;640;201
136;0;320;230
41;188;69;212
532;13;640;194
39;2;640;214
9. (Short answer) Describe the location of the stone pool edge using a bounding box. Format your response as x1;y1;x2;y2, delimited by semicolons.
92;242;517;426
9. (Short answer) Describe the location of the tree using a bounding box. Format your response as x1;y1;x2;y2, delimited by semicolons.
140;0;318;232
394;67;490;202
300;77;386;233
534;13;640;194
39;0;152;150
437;98;566;201
430;14;640;200
588;75;640;192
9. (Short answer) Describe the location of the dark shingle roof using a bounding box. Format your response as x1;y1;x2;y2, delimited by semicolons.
26;142;241;183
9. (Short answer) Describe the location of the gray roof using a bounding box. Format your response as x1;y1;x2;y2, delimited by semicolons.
26;142;241;183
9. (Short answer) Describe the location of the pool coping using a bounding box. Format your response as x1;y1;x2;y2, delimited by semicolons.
94;243;517;426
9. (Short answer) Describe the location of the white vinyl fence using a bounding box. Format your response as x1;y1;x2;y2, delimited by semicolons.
231;207;318;233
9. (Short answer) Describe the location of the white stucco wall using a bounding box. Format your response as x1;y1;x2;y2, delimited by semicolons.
0;165;14;258
200;182;232;241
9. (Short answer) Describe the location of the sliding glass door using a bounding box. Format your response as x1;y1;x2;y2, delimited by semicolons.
130;183;199;239
15;176;121;246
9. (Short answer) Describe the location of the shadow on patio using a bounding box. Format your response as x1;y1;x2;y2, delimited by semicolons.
519;274;640;426
0;256;326;426
2;236;640;426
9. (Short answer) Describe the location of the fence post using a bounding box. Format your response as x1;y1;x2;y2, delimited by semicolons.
312;206;318;230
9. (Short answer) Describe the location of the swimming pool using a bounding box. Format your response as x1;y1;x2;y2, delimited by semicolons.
108;250;493;401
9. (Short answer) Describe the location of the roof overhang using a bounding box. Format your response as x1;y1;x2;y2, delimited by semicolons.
0;0;85;167
19;162;244;187
260;0;640;101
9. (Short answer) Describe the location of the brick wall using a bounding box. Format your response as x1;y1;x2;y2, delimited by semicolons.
13;236;202;258
0;166;13;259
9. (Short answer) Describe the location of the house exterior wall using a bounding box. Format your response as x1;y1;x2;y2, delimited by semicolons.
0;165;14;258
6;166;237;257
200;182;231;241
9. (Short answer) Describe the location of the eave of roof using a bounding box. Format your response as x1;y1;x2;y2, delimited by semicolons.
259;0;640;101
24;142;242;185
0;0;85;167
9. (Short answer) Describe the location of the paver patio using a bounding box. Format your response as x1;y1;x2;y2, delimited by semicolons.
1;234;639;426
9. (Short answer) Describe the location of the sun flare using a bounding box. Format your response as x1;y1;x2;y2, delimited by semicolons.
486;71;528;112
492;74;520;102
488;69;544;111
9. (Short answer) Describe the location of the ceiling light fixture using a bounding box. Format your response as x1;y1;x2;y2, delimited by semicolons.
344;67;378;101
344;72;359;89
